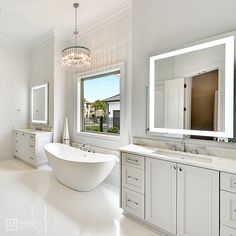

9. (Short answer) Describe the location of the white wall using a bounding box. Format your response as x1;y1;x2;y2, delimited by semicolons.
29;36;66;142
132;0;236;141
0;44;29;159
53;38;66;142
29;40;54;128
66;13;132;150
108;102;120;118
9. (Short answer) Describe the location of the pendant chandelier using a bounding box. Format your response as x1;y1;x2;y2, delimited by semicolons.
61;2;91;71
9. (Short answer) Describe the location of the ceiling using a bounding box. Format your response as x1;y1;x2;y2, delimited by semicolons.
0;0;129;48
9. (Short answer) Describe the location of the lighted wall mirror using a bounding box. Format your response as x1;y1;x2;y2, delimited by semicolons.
31;83;49;124
149;36;234;139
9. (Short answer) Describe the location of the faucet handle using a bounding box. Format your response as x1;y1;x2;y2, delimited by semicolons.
167;143;177;151
194;146;207;155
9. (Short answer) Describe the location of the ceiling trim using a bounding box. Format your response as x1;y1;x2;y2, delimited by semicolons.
0;36;29;53
66;0;132;43
0;0;132;53
29;29;66;53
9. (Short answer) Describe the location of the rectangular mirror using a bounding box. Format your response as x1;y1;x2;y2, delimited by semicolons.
31;83;49;124
149;36;234;138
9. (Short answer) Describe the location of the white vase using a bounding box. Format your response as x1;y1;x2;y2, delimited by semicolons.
62;118;70;145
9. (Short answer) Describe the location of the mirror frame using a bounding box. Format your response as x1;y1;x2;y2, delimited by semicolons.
31;82;49;124
149;36;234;138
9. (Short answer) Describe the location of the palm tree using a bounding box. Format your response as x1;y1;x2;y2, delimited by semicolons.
91;100;107;112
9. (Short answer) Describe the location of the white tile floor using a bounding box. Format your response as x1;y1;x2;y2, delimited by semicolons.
0;159;160;236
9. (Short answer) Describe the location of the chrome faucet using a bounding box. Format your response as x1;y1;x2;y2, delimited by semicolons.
80;142;91;152
35;123;42;131
181;135;188;152
167;143;177;151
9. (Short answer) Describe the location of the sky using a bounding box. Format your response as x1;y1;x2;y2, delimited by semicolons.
83;74;120;103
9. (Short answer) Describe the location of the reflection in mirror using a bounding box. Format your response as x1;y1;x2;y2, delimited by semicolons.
31;83;48;124
149;36;234;138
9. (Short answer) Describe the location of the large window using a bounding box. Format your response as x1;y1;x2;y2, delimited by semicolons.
80;70;120;135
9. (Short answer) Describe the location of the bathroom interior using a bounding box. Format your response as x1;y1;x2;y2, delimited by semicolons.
1;0;236;236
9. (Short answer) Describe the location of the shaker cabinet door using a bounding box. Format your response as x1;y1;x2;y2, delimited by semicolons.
177;164;219;236
146;158;177;235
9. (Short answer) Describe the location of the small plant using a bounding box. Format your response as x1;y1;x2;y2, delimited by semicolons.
90;125;100;132
107;127;119;133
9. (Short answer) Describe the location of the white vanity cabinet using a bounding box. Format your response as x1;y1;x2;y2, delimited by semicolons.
121;153;145;219
220;172;236;236
146;158;177;235
14;130;52;167
177;164;219;236
145;158;219;236
121;151;220;236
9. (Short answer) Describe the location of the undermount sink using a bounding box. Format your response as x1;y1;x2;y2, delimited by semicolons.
153;149;214;163
20;128;45;133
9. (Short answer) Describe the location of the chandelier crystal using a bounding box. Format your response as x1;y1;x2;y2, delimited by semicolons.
61;3;91;71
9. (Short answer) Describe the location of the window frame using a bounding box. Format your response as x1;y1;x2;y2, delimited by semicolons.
75;63;126;141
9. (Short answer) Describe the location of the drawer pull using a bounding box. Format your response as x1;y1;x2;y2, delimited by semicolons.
30;136;34;139
30;145;34;148
15;150;18;153
15;140;18;143
127;176;139;181
127;158;138;163
127;199;138;205
30;157;34;159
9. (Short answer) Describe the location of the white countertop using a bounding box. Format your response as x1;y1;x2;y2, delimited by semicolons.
15;128;53;135
119;144;236;174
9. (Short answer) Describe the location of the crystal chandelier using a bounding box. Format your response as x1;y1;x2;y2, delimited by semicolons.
61;2;91;71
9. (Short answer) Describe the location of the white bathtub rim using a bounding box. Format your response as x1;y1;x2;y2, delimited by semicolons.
44;143;117;163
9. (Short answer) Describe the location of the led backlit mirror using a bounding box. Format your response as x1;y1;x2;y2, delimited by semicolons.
149;36;234;138
31;83;49;124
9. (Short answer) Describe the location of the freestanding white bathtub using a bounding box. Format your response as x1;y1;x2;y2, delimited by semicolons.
44;143;117;191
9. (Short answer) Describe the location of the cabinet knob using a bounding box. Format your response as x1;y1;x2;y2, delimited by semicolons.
127;199;138;205
172;166;176;171
127;158;138;163
127;176;139;181
178;167;183;172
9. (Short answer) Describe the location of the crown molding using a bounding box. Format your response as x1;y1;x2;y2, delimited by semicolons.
29;29;66;53
0;0;132;53
65;0;132;44
0;36;29;53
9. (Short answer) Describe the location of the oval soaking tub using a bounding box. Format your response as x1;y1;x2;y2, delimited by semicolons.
44;143;117;191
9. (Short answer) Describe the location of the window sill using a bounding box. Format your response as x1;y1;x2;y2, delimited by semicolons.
76;131;121;141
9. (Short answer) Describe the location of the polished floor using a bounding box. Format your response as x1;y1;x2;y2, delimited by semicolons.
0;159;160;236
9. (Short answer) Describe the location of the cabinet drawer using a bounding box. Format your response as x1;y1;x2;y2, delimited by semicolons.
122;153;145;169
221;224;236;236
221;191;236;229
15;131;22;136
29;143;36;153
15;149;19;157
26;133;35;141
122;188;144;219
122;166;144;194
221;173;236;194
